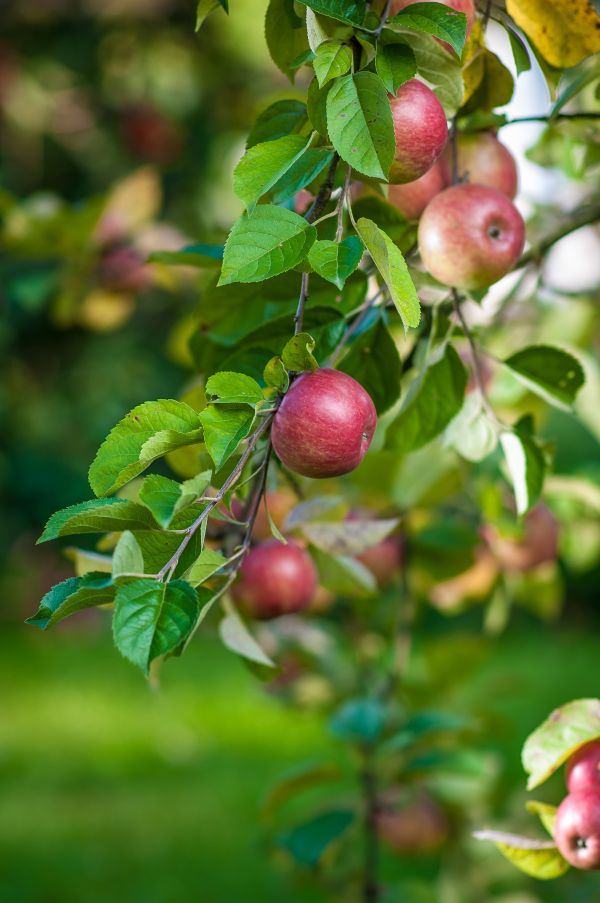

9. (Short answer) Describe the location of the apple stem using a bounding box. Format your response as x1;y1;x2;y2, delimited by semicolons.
336;164;353;243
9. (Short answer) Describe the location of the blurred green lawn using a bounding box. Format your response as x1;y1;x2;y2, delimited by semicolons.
2;622;600;903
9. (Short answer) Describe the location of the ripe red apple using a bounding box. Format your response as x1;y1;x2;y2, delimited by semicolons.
232;540;317;620
358;536;404;588
375;791;449;854
441;131;518;198
271;368;377;479
388;80;448;184
98;244;152;294
554;790;600;870
485;504;559;573
567;741;600;794
418;184;525;289
391;0;475;48
388;161;446;221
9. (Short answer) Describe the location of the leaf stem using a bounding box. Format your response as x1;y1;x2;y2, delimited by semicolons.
294;271;310;336
336;164;353;243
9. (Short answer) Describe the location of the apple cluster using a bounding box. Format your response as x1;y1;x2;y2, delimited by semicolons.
554;740;600;870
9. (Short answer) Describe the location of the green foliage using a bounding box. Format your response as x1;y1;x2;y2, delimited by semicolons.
338;319;402;414
308;236;364;289
330;698;386;744
26;573;115;630
112;531;145;578
205;372;264;406
522;698;600;790
247;100;309;147
265;0;310;81
355;218;420;329
386;344;467;453
277;810;355;866
394;31;464;114
88;401;204;498
313;41;353;87
199;406;255;470
326;73;396;179
113;578;200;674
281;333;319;371
503;345;585;411
38;498;157;542
219;206;317;285
500;428;546;516
139;472;212;529
234;135;313;210
219;610;275;666
375;40;417;94
297;0;366;27
389;2;468;58
474;831;570;880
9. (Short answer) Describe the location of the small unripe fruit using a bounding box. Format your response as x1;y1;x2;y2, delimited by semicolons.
554;790;600;870
441;131;518;198
271;368;377;479
389;80;448;184
232;541;317;620
418;184;525;290
388;161;446;221
567;741;600;794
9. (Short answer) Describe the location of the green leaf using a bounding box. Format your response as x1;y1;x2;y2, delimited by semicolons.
199;406;255;470
397;31;463;115
500;429;545;516
462;49;514;113
205;371;264;406
265;0;310;82
278;810;355;866
526;801;558;836
148;243;223;267
302;517;398;556
184;548;228;587
269;147;334;206
551;56;600;118
473;831;570;880
503;21;532;76
247;99;308;147
385;344;467;453
307;77;333;140
135;521;204;580
195;0;221;31
326;72;396;180
88;400;204;497
308;236;363;289
264;356;290;392
219;206;317;286
503;345;585;411
522;698;600;790
297;0;366;27
312;547;377;597
382;711;468;752
38;498;158;543
139;472;211;529
263;762;342;819
113;578;200;674
355;217;420;329
281;332;319;372
330;698;386;744
314;41;353;87
338;319;402;414
27;573;114;630
219;611;275;666
233;135;312;210
443;393;497;462
375;41;417;93
112;531;144;578
65;547;113;576
390;2;467;57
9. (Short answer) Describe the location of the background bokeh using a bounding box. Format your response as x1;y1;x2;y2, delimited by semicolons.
1;2;600;901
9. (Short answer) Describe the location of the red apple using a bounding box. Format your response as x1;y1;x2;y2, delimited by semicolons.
418;184;525;289
271;368;377;479
98;244;152;294
391;0;475;49
376;791;449;853
389;80;448;184
232;540;317;620
388;161;446;220
567;741;600;794
358;536;404;588
554;790;600;870
485;504;559;573
441;131;518;198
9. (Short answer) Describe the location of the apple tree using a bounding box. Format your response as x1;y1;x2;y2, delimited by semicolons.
27;0;600;898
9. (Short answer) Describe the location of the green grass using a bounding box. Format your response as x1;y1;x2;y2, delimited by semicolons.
2;621;600;902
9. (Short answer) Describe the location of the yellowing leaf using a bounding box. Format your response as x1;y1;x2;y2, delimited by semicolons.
462;19;485;104
506;0;600;68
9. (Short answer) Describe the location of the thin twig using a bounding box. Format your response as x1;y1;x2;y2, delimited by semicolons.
374;0;394;37
294;271;310;335
515;203;600;269
306;154;340;223
499;112;600;127
157;413;275;580
336;164;353;243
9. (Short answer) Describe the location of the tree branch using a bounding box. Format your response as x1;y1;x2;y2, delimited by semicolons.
294;271;310;336
360;752;381;903
515;203;600;269
306;153;340;223
500;112;600;127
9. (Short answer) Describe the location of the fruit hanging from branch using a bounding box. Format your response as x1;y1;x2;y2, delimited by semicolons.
441;131;518;198
388;79;449;183
232;540;318;620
